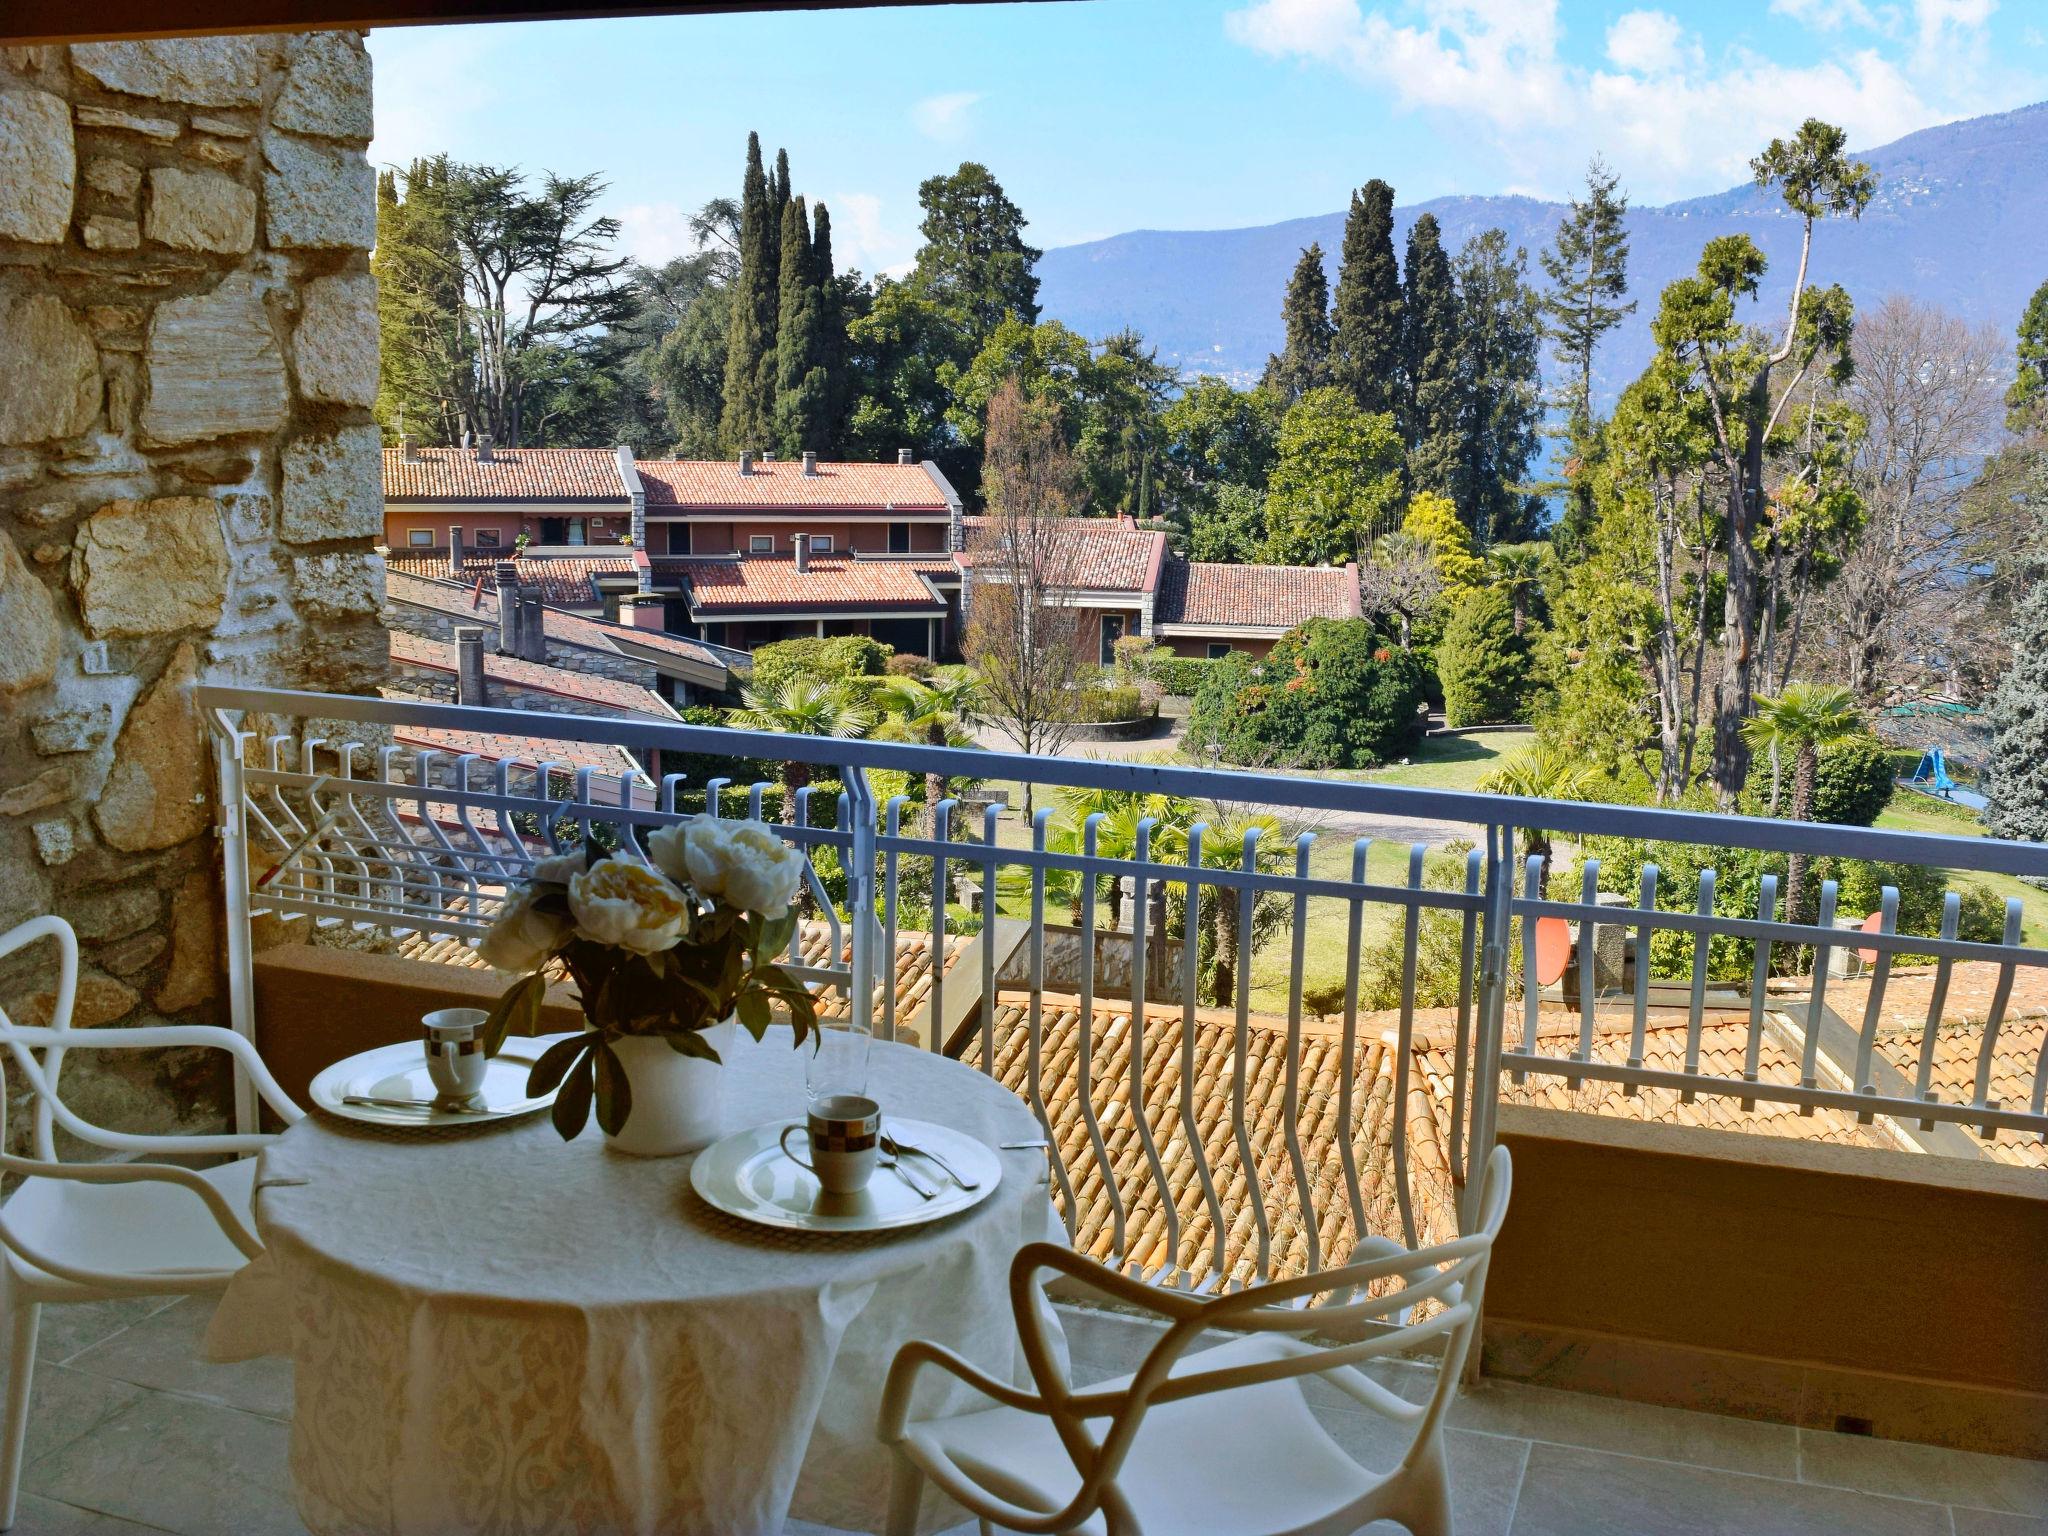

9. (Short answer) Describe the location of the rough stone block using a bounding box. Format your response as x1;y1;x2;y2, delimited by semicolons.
96;641;208;852
84;156;141;200
0;88;75;243
261;132;375;250
80;213;139;250
0;293;100;445
24;967;139;1027
187;138;244;169
282;425;382;543
0;766;72;818
97;930;166;976
72;38;266;107
292;550;384;617
28;701;112;755
292;272;378;406
144;166;256;253
31;817;74;866
156;868;216;1011
73;495;228;637
0;532;62;696
140;272;287;444
189;113;253;138
272;32;373;142
64;881;158;940
72;105;179;142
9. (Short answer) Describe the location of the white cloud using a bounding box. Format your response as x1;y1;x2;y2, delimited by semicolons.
1223;0;2003;199
616;202;703;266
911;90;982;141
365;28;507;175
1605;11;1694;75
829;192;917;278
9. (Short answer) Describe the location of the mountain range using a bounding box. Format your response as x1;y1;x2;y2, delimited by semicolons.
1035;101;2048;405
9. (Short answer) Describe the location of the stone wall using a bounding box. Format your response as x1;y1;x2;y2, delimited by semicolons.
0;36;385;1141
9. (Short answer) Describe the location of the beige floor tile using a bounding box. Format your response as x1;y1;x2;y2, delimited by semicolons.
1448;1374;1802;1479
63;1299;292;1423
1951;1508;2048;1535
1798;1428;2048;1517
1510;1442;1951;1536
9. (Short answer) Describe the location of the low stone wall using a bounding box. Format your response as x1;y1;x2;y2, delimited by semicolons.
0;37;384;1144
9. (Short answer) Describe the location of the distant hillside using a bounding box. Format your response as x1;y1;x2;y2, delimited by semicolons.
1036;102;2048;405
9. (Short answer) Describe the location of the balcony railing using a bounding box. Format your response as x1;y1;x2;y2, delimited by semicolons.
199;684;2048;1289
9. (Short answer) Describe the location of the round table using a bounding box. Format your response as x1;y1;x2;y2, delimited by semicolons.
206;1028;1058;1536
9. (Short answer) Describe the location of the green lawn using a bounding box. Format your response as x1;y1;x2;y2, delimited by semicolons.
1324;729;1536;793
1876;793;2048;946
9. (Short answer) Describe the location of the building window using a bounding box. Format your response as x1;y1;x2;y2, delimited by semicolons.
749;534;774;554
473;529;502;548
809;534;833;553
407;528;434;548
1207;643;1232;660
888;521;911;553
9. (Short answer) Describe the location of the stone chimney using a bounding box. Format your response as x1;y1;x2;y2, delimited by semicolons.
897;448;914;465
447;525;465;578
802;450;818;476
494;562;521;655
739;450;754;476
476;434;494;463
793;533;811;574
401;433;422;463
455;626;488;707
761;450;775;463
518;589;546;663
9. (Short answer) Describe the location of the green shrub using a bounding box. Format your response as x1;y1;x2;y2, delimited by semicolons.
1437;587;1531;727
662;705;778;793
885;652;935;679
1076;685;1146;723
1185;620;1427;769
1811;733;1898;827
750;635;891;695
1147;654;1218;696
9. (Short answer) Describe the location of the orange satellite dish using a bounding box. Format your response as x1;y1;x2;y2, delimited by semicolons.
1533;916;1573;987
1855;909;1886;964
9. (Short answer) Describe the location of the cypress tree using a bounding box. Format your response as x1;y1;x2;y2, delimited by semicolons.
1401;213;1462;501
768;146;791;283
812;201;847;454
1262;243;1333;404
720;133;779;453
1330;179;1402;419
774;194;831;457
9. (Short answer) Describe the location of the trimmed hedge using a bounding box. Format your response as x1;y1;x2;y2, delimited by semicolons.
1812;734;1898;827
1144;654;1219;697
1075;685;1147;723
749;635;891;695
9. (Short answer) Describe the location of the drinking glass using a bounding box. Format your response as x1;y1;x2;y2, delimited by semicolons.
805;1016;871;1104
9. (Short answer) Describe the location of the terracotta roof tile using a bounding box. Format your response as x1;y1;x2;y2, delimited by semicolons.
383;447;628;503
1154;559;1360;632
384;551;635;609
961;515;1166;594
637;458;949;512
387;631;679;720
384;567;729;676
377;690;646;780
669;555;946;615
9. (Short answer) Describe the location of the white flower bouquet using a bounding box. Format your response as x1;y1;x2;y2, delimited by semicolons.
477;817;820;1141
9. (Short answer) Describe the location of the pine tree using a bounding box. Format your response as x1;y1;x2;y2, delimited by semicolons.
1330;180;1403;419
373;156;471;445
1453;229;1544;545
774;194;831;457
720;133;779;453
1401;213;1462;500
2008;275;2048;427
1984;527;2048;842
1262;243;1333;403
1539;158;1633;546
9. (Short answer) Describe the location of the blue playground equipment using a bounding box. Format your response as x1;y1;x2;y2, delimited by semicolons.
1903;746;1989;811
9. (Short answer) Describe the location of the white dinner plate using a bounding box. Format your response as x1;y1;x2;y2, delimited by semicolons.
690;1116;1002;1233
308;1035;577;1128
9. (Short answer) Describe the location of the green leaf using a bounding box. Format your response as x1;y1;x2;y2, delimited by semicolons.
525;1032;595;1098
593;1040;633;1138
736;989;771;1034
550;1053;595;1141
759;910;798;959
483;972;544;1058
666;1029;722;1064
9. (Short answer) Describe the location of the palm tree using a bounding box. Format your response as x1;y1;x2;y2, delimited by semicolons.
727;677;878;825
1742;684;1862;923
875;666;986;829
1488;542;1549;635
1479;740;1600;864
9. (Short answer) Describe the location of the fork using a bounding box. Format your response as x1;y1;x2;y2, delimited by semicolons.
882;1129;980;1190
878;1152;936;1200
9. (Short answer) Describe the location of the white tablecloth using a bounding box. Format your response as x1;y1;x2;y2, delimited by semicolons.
208;1028;1059;1536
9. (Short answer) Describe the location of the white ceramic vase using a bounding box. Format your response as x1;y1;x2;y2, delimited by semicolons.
603;1021;736;1157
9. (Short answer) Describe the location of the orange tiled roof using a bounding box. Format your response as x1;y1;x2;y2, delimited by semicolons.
387;631;679;720
383;447;628;503
384;568;729;676
378;690;646;780
384;551;636;609
671;555;946;616
1155;559;1360;632
637;458;950;512
961;515;1166;594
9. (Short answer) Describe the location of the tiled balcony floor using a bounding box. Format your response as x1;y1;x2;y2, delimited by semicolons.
7;1295;2044;1535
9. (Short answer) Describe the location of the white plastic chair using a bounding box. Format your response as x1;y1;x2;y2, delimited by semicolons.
879;1145;1513;1536
0;915;302;1530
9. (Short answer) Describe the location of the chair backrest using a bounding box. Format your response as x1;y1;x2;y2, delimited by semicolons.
0;914;80;1163
1016;1146;1514;1533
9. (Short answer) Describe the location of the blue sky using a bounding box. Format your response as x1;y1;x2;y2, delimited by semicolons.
367;0;2048;276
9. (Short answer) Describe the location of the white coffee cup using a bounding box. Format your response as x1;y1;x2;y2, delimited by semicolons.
424;1008;490;1104
779;1094;880;1195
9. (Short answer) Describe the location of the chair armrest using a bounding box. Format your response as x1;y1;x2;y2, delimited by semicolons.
0;1154;263;1279
878;1337;1050;1442
15;1023;302;1155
